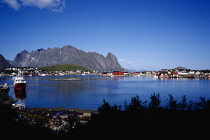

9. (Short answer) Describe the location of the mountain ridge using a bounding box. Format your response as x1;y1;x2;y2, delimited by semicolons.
12;45;123;71
39;64;90;72
0;54;13;69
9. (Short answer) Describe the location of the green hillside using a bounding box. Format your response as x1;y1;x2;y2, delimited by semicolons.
38;64;90;72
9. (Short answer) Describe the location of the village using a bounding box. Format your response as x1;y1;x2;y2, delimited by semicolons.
0;67;98;76
0;66;210;79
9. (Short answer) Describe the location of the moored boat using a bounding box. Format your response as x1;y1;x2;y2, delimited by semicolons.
0;83;10;93
13;76;26;91
15;90;26;99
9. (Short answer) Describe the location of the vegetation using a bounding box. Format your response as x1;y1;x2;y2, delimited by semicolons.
0;92;17;138
2;93;210;139
38;64;91;72
79;94;210;139
0;92;58;139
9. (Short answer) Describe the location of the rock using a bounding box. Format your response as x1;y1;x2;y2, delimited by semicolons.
12;45;124;71
0;54;13;69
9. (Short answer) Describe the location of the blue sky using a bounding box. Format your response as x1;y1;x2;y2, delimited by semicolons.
0;0;210;70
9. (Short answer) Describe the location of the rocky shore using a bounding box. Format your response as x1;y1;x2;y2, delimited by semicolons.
16;107;96;134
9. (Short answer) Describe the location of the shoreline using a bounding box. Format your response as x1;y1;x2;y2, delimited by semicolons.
24;106;96;113
15;106;96;134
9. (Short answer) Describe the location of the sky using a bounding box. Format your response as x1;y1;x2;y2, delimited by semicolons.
0;0;210;71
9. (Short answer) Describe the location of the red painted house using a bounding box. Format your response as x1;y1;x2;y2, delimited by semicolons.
112;71;124;75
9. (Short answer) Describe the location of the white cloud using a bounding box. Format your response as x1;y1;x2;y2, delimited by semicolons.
20;0;53;8
119;59;125;62
126;61;134;65
2;0;21;10
118;59;134;65
20;0;65;12
2;0;65;12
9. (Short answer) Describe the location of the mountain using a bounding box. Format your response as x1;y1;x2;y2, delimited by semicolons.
6;59;13;65
174;66;188;71
12;45;123;71
39;64;90;72
0;54;13;69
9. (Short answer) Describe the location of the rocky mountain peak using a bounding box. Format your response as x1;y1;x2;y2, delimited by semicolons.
12;50;30;67
106;53;117;61
36;48;45;52
12;45;124;71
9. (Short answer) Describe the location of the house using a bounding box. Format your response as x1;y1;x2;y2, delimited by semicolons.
188;71;195;75
178;71;188;75
112;71;124;76
195;71;201;75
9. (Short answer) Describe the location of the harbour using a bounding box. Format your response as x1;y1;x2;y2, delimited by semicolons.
0;75;210;110
1;0;210;138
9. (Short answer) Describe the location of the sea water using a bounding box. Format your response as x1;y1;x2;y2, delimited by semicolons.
1;75;210;110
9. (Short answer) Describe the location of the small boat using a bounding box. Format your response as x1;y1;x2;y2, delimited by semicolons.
13;76;26;91
0;83;10;93
153;74;158;78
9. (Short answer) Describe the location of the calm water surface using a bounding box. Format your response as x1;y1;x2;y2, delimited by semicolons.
1;75;210;110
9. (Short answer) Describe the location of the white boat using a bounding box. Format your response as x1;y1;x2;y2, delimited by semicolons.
109;75;115;77
0;83;10;93
13;76;26;91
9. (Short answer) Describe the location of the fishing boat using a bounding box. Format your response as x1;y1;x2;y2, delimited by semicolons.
14;90;26;99
0;83;10;93
13;76;26;91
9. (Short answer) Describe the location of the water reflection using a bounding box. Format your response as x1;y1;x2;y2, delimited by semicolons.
14;90;26;110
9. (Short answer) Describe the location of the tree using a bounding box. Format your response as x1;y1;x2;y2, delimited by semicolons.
197;97;206;109
179;95;187;110
167;94;177;110
98;99;111;114
127;95;144;111
0;91;17;138
149;93;161;108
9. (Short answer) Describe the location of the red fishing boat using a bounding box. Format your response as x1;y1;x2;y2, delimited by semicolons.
13;76;26;91
14;90;26;99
